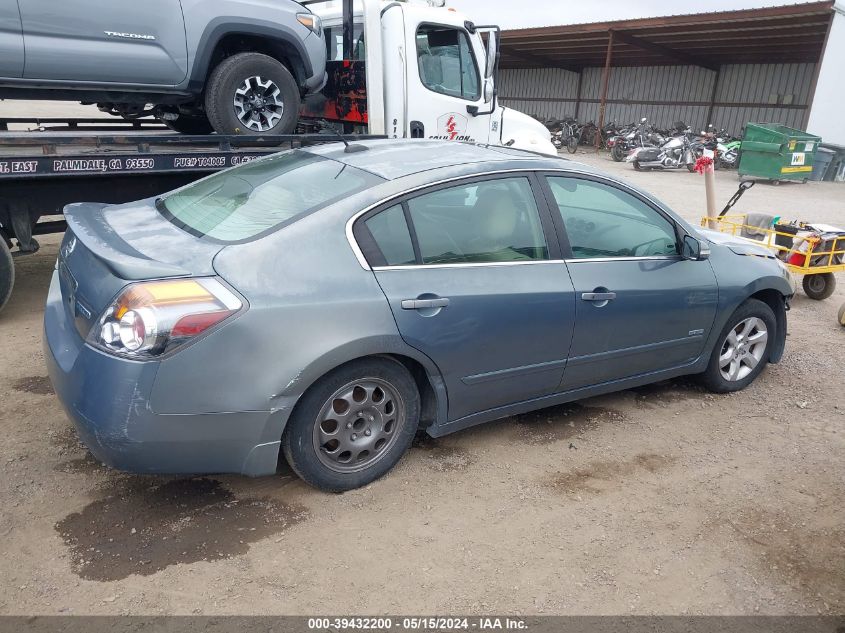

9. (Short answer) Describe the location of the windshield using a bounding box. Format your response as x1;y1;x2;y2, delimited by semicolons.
158;151;383;242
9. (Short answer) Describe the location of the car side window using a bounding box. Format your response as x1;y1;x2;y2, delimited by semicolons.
407;178;548;264
416;25;480;101
547;176;679;259
364;205;416;266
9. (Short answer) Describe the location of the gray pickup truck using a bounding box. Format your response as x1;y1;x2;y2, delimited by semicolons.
0;0;328;134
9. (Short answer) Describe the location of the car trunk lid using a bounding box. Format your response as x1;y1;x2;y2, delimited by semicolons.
60;199;223;339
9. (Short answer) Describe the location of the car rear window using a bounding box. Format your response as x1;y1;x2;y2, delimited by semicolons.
158;151;384;242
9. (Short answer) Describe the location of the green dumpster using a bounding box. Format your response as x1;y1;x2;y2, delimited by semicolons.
738;123;822;183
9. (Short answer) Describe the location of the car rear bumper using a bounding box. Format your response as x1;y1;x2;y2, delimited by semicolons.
43;271;282;477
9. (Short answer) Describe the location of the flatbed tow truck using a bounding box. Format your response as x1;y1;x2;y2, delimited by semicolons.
0;125;378;312
0;0;555;313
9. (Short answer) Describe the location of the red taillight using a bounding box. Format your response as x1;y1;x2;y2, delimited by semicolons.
89;278;242;359
172;311;233;337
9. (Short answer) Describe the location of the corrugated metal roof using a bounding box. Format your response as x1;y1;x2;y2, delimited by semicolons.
499;1;835;69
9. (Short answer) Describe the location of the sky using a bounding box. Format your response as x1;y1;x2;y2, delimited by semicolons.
447;0;811;29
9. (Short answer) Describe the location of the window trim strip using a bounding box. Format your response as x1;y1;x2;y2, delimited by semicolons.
372;259;568;271
345;167;688;270
346;168;553;270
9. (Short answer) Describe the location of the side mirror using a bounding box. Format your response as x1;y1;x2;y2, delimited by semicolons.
485;31;498;79
483;80;494;103
682;234;710;261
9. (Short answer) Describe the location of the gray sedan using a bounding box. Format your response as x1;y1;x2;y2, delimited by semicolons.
44;140;794;491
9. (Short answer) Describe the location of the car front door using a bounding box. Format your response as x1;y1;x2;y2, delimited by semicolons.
0;0;24;77
355;174;576;422
540;174;719;392
18;0;188;85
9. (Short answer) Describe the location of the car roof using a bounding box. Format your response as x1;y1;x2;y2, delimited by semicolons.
300;139;690;232
303;139;569;180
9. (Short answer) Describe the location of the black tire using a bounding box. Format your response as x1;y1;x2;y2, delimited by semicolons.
160;114;214;135
205;52;300;135
802;273;836;301
700;298;777;394
0;238;13;314
611;144;626;162
838;302;845;327
566;135;579;154
686;160;696;173
633;160;643;172
282;358;420;492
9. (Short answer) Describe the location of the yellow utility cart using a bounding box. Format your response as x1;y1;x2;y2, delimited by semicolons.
702;181;845;300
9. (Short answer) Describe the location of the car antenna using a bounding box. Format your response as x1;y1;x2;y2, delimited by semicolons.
318;121;368;153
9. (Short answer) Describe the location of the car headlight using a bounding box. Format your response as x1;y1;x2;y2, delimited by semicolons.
88;278;243;360
297;13;322;37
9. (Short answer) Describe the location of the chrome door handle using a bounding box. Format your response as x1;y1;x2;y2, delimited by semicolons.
581;292;616;301
401;298;450;310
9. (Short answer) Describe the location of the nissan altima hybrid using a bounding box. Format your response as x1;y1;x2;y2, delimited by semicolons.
45;140;794;491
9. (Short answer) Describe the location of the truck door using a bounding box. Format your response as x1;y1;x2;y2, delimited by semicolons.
406;19;492;144
18;0;188;85
0;0;24;78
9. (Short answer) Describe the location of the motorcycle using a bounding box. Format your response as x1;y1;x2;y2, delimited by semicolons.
626;127;696;171
718;138;741;168
550;117;579;153
689;128;721;172
712;127;741;169
610;118;664;162
692;124;740;170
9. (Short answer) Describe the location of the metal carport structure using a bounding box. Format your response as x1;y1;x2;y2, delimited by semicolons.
497;1;837;139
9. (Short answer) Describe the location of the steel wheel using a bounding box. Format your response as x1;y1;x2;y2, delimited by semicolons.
718;316;768;382
312;377;405;474
233;75;285;132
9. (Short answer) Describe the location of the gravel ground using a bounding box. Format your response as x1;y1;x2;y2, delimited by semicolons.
0;113;843;615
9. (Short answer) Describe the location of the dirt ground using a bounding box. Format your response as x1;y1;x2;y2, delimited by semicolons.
1;105;844;615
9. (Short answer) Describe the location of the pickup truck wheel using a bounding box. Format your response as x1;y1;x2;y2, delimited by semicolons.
160;114;214;135
205;52;300;135
0;238;14;314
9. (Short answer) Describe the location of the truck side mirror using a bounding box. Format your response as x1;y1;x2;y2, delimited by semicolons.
483;81;494;103
485;31;498;79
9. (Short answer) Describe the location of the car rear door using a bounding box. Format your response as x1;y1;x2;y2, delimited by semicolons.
0;0;24;77
18;0;188;85
354;173;576;422
540;173;719;391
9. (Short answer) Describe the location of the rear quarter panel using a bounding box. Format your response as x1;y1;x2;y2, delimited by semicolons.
148;185;444;425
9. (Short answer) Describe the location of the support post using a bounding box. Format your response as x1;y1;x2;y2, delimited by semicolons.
705;66;722;130
342;0;354;60
574;70;583;121
596;30;614;151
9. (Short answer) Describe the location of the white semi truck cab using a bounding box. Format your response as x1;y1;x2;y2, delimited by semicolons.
303;0;556;155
